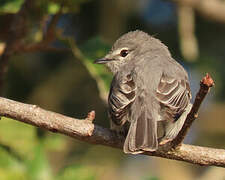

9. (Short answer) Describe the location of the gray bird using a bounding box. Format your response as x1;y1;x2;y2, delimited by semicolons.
94;30;192;154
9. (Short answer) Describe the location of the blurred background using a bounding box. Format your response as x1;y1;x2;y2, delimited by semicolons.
0;0;224;179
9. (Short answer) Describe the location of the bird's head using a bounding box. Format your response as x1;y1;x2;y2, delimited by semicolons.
94;30;170;74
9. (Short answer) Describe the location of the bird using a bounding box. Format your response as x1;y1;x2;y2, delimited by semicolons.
94;30;192;154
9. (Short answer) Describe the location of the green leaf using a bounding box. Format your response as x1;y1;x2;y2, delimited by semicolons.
0;146;27;180
0;117;37;157
57;165;96;180
46;0;91;14
144;177;159;180
0;0;24;13
80;36;112;90
59;35;112;101
25;142;52;180
47;2;60;14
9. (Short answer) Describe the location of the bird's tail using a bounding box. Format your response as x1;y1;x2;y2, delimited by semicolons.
123;110;158;154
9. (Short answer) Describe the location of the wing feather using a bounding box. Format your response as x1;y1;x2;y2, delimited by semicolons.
108;73;136;126
156;73;191;121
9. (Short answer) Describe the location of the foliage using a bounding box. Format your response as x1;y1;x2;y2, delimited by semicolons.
0;117;97;180
80;37;112;90
0;0;89;14
56;165;96;180
0;0;24;13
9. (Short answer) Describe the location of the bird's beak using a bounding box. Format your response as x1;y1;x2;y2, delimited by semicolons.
94;58;114;64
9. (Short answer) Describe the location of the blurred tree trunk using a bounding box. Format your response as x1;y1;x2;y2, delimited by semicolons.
99;0;136;42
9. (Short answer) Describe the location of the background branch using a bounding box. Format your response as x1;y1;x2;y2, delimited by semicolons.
0;75;224;167
177;4;198;61
0;1;66;95
0;0;31;94
172;0;225;23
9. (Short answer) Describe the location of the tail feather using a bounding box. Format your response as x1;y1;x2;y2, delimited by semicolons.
123;111;158;154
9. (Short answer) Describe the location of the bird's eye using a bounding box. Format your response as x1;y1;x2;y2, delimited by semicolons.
120;49;128;57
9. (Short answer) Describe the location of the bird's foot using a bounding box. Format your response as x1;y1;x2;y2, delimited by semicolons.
159;138;172;145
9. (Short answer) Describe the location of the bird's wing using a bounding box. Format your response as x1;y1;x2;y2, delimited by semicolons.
109;71;157;154
108;72;136;126
156;73;192;122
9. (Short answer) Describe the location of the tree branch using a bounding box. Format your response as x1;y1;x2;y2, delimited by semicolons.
0;75;224;167
171;73;214;148
0;97;121;148
0;0;32;94
177;4;199;61
0;2;66;93
171;0;225;23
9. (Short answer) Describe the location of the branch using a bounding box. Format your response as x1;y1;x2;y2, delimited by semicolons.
177;4;199;61
171;73;214;148
68;37;108;103
0;0;32;94
19;5;65;53
171;0;225;23
20;44;69;53
0;2;66;92
0;97;121;148
0;75;224;167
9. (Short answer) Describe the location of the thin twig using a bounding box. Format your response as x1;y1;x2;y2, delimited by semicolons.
171;73;214;148
20;44;69;53
68;37;108;103
19;4;65;53
0;143;23;162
